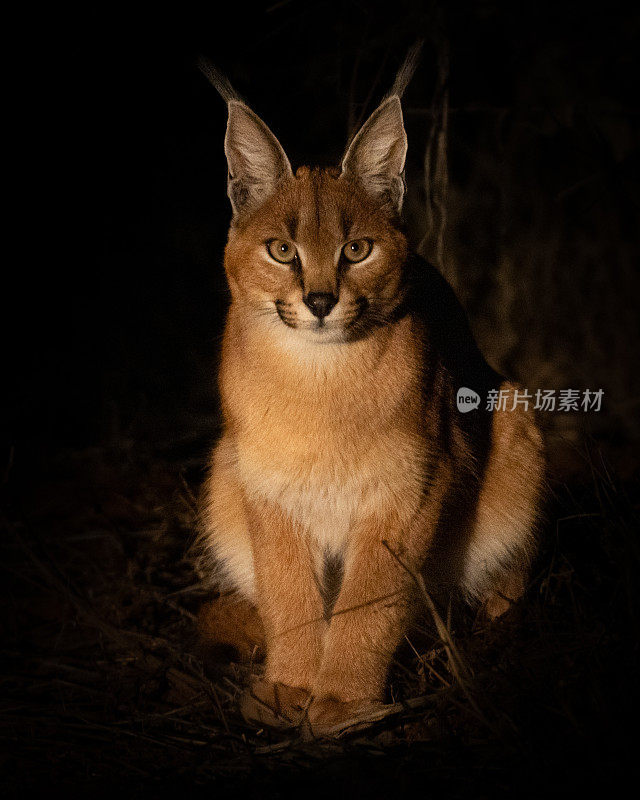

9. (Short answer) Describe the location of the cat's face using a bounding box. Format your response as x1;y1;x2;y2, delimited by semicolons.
224;166;408;343
219;94;409;344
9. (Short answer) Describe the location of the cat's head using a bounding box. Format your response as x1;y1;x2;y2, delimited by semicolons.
205;63;414;344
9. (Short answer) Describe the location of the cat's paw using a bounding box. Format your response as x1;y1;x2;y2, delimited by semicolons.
304;696;384;738
240;677;311;730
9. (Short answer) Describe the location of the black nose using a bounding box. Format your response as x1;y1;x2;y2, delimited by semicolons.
303;292;338;319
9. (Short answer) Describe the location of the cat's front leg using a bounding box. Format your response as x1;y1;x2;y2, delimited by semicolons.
306;512;428;734
240;499;326;728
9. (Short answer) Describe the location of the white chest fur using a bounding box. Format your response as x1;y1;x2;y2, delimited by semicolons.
235;424;426;560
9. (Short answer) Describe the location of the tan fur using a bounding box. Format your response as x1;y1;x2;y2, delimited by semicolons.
197;594;265;662
196;85;545;735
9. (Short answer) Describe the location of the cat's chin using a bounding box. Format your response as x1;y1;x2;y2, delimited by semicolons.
270;319;352;346
287;324;348;344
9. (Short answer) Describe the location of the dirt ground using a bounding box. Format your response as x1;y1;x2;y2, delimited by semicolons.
2;433;638;797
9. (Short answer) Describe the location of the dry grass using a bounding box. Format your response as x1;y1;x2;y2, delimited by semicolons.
1;437;638;796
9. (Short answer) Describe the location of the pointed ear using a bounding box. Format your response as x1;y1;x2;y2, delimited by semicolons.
341;96;408;213
224;101;292;219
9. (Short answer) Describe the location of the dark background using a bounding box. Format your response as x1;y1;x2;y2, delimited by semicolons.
3;0;640;793
13;0;639;468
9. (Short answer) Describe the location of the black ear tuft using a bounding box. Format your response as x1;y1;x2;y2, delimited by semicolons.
197;56;243;104
340;43;422;213
198;59;292;220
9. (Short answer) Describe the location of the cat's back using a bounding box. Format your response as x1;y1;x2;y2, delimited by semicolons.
403;253;502;397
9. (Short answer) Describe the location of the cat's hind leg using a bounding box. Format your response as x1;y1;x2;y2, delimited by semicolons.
198;437;257;602
461;382;546;618
198;594;265;662
197;438;263;655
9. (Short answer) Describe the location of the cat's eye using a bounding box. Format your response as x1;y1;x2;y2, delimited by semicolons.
342;239;373;264
267;239;297;264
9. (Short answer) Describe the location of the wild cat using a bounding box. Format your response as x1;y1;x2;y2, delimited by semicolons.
196;55;545;735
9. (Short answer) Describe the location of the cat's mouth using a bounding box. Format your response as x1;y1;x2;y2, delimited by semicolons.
274;298;368;335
